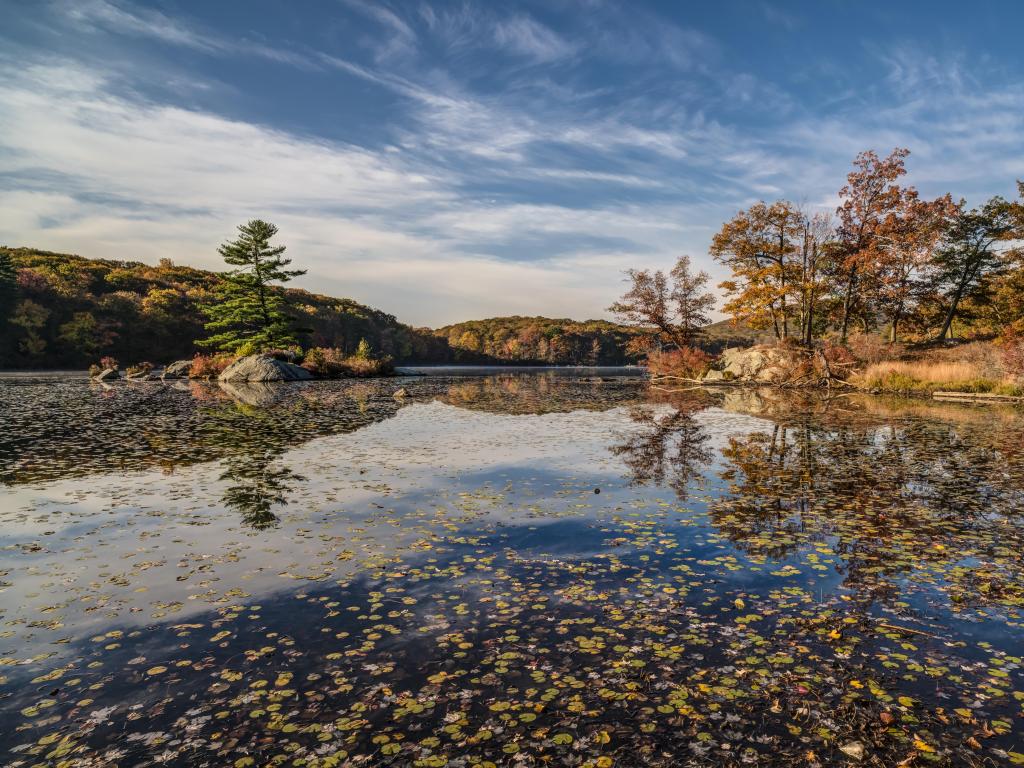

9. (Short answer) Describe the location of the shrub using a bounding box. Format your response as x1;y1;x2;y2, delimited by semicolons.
821;340;857;369
338;355;395;378
88;364;102;377
265;347;302;362
125;361;154;376
354;338;373;360
301;346;344;376
1000;330;1024;381
234;341;260;358
646;347;712;379
189;352;235;379
302;346;328;374
99;355;119;371
846;332;903;365
301;347;394;378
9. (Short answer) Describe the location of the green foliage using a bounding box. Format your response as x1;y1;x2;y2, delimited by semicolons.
200;220;307;353
932;196;1019;340
9;298;50;357
354;338;373;360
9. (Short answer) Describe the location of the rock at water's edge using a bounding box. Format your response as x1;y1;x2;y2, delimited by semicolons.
162;360;193;379
94;368;120;381
715;345;803;384
218;354;313;383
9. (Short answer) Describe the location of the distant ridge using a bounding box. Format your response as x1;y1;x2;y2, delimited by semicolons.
0;248;645;368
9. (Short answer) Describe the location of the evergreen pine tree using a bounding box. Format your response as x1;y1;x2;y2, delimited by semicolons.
201;220;306;352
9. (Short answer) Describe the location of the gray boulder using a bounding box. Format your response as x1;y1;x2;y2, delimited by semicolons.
717;345;803;384
94;368;120;382
702;369;727;382
162;360;193;379
218;354;313;383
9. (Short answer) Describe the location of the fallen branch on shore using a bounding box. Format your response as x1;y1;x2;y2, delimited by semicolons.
933;390;1024;404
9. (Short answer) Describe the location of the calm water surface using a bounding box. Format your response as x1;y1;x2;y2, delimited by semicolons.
1;373;1023;767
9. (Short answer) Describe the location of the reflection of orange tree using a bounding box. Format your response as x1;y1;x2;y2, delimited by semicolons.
609;397;713;502
710;417;1024;611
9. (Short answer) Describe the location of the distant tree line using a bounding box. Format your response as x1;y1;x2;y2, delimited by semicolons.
433;316;644;366
0;241;643;369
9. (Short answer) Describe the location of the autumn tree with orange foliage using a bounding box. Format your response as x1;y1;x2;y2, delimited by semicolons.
872;191;955;342
710;201;832;345
609;255;716;352
832;148;935;341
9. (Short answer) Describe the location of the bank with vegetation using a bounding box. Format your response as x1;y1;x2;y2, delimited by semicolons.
606;148;1024;397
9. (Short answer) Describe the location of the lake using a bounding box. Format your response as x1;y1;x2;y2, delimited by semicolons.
1;372;1023;766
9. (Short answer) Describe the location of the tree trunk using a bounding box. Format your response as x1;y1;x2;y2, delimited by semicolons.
889;306;902;343
937;282;966;342
839;266;857;342
804;287;815;347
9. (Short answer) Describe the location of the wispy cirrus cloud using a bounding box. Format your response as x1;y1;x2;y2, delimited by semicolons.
493;15;576;63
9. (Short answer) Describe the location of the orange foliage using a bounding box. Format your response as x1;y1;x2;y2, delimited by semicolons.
646;347;712;379
189;352;235;379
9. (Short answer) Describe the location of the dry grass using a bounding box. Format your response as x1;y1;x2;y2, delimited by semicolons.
858;359;1023;395
863;360;981;384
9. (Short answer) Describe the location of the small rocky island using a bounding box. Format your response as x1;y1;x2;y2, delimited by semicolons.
89;350;396;384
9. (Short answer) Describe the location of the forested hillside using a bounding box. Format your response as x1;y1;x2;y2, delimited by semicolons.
0;247;453;368
0;248;645;368
432;316;645;365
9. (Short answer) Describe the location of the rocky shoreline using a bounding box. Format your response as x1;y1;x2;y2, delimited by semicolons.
88;353;400;383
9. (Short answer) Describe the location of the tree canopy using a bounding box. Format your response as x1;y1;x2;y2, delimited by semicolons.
200;220;307;353
609;255;715;351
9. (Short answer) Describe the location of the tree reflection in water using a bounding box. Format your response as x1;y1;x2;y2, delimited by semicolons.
219;450;304;530
612;391;1024;612
711;408;1024;611
609;399;713;502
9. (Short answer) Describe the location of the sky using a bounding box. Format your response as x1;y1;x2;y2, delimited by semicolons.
1;1;1022;327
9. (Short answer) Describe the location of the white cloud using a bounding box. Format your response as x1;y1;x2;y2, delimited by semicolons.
493;15;576;63
0;58;719;325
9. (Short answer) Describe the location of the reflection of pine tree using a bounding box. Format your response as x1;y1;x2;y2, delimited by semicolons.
220;450;304;531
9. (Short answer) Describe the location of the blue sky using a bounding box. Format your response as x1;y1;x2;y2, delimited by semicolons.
1;0;1022;326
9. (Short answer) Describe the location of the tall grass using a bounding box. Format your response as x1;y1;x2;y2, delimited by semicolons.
859;360;1023;395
